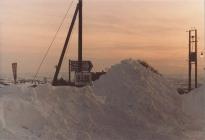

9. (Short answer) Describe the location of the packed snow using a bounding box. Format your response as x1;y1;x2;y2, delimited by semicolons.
183;85;205;118
0;59;204;140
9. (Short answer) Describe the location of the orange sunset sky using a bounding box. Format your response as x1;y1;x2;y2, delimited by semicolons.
0;0;204;78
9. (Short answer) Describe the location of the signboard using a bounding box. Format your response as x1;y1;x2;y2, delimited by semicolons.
12;63;17;84
70;60;93;72
190;52;197;62
75;72;92;86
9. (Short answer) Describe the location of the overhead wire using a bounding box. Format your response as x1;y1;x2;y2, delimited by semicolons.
33;0;75;81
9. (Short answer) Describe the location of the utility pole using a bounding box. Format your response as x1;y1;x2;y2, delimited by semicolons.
188;29;198;91
52;3;79;85
78;0;83;72
52;0;85;85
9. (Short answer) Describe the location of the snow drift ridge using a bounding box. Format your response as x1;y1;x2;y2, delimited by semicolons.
0;59;201;140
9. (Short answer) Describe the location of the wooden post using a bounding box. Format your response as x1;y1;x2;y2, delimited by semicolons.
188;30;192;91
69;60;71;82
195;30;198;88
78;0;83;72
52;4;79;85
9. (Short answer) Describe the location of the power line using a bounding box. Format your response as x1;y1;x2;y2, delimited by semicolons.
33;0;75;81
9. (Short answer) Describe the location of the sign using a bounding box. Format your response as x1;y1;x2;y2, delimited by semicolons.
70;60;93;72
75;72;92;86
190;52;197;62
12;63;17;84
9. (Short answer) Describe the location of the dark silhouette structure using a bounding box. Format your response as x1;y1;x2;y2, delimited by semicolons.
188;29;198;91
12;63;17;84
52;0;83;86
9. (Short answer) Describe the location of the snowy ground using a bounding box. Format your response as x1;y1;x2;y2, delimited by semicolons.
0;59;204;140
182;85;205;140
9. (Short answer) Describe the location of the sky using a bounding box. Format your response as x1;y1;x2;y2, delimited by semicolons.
0;0;204;79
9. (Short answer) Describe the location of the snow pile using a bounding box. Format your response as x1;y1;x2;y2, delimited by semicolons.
0;85;100;140
183;85;205;118
94;60;186;131
182;85;205;139
0;59;203;140
93;60;198;139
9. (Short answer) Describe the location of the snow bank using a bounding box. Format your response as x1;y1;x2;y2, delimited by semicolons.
94;60;187;131
183;85;205;118
0;85;100;140
0;59;203;140
181;85;205;139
